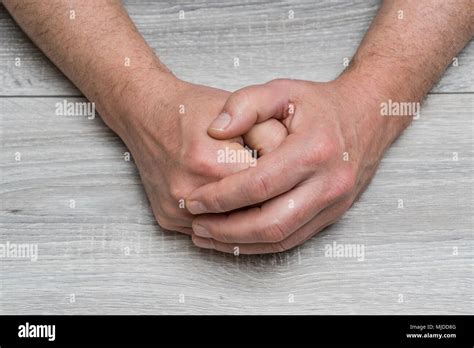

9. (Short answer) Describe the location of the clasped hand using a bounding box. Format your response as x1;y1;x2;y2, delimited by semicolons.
123;76;389;254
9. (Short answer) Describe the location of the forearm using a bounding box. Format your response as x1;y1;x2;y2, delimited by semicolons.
339;0;472;141
3;0;174;137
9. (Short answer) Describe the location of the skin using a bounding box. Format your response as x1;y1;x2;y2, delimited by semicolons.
2;0;286;233
4;1;472;254
186;0;473;253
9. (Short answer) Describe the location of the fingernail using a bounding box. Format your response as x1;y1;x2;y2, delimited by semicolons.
193;224;211;238
209;112;231;131
193;236;214;249
187;200;207;214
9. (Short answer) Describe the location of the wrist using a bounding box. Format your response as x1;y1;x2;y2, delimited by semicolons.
98;68;180;140
335;66;414;148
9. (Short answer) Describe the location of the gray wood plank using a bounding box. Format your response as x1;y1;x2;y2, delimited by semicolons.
0;0;472;96
0;94;472;314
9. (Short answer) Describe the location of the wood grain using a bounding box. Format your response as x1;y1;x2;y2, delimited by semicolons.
1;94;472;314
0;0;472;315
0;0;472;96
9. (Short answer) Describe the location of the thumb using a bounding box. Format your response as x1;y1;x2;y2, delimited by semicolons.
208;80;291;140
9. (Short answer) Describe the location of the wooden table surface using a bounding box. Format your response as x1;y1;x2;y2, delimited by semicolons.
0;0;472;315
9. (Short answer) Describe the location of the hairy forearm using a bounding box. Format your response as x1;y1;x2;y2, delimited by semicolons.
339;0;472;140
3;0;173;136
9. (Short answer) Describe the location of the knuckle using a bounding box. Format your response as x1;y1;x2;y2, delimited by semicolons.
268;120;289;144
331;167;357;199
156;216;175;231
161;201;180;220
169;182;186;202
339;198;354;213
217;229;233;243
266;242;286;254
229;88;252;112
248;173;270;202
185;151;204;169
299;138;338;168
188;153;218;177
273;240;293;253
279;229;311;252
266;78;288;88
318;137;339;162
181;142;213;175
264;219;289;243
209;189;227;212
298;148;320;168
